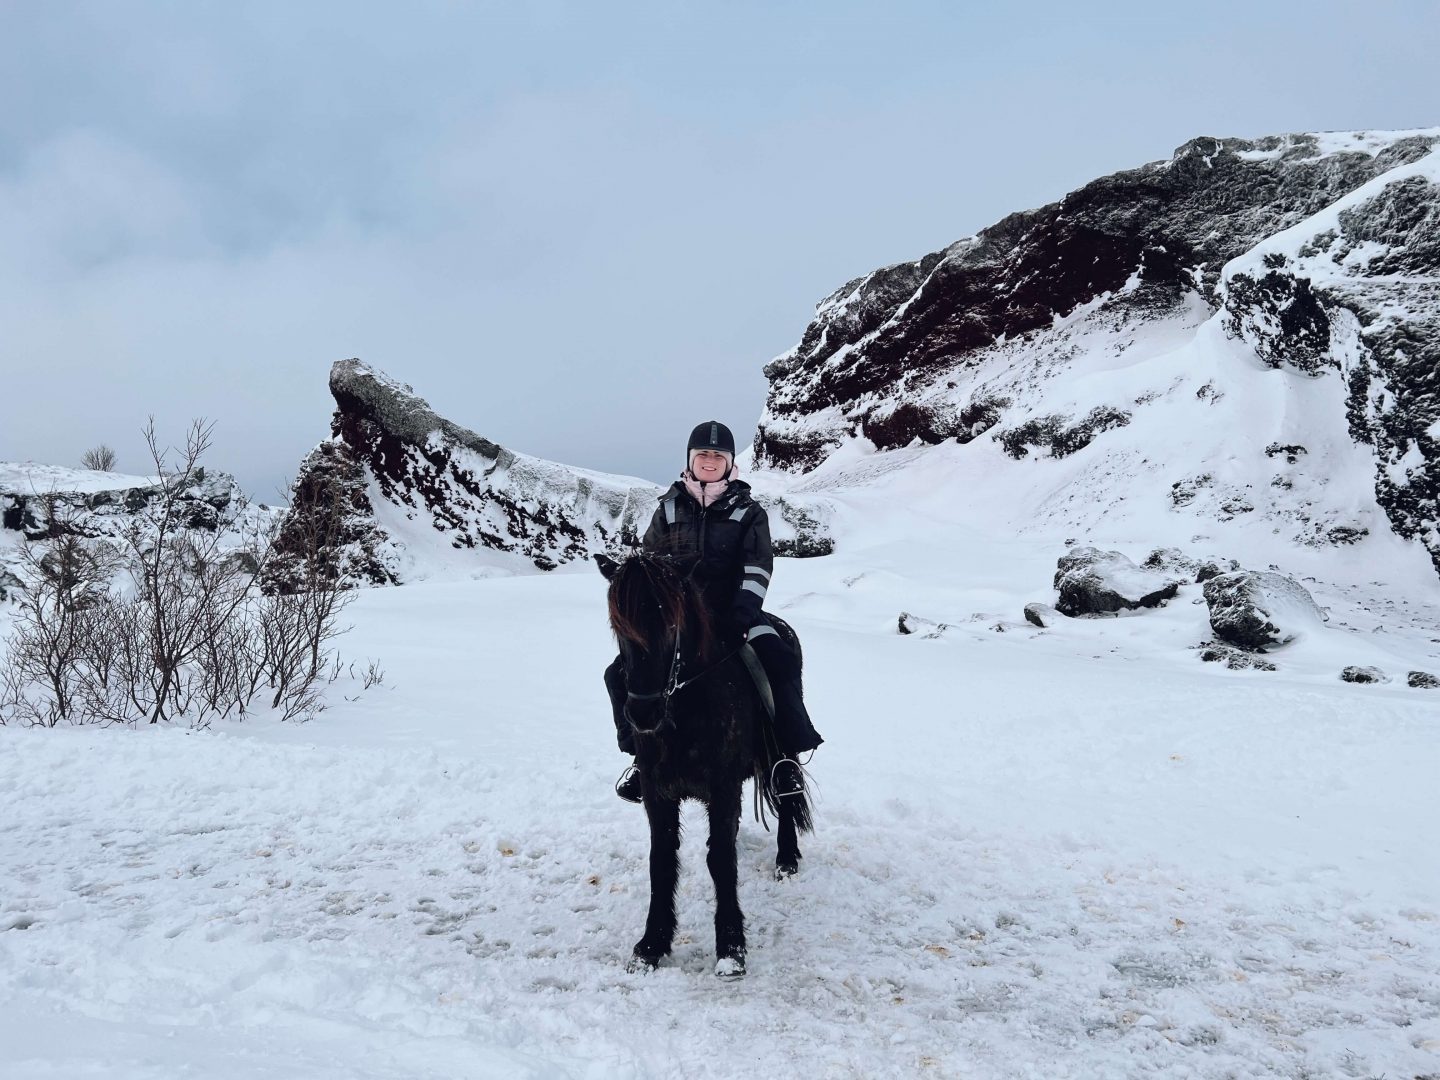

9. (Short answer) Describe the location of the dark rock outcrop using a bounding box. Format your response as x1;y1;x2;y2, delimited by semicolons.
268;361;661;587
1201;570;1327;650
1053;547;1182;616
1407;670;1440;688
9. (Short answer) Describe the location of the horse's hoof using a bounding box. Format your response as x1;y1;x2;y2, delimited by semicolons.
775;860;799;880
626;952;660;974
714;955;746;979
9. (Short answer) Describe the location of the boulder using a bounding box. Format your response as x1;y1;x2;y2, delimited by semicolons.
1194;558;1240;583
1053;547;1182;617
1196;642;1277;671
1141;547;1199;578
1340;665;1388;684
1406;670;1439;689
897;612;948;638
1023;602;1060;628
1201;571;1327;651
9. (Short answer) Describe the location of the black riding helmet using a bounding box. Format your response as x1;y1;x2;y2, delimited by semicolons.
686;421;737;480
687;420;736;456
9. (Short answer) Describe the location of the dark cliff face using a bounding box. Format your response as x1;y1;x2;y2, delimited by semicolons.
267;361;658;588
754;130;1440;576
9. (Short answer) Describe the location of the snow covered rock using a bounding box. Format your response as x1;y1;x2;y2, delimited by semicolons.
1023;601;1060;627
896;611;948;637
1141;547;1200;579
1201;571;1327;651
751;128;1440;578
1340;665;1388;684
268;360;661;587
1407;670;1440;688
1;463;254;543
1196;642;1277;671
1052;547;1182;617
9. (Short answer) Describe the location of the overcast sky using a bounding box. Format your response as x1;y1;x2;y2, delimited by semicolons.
2;1;1436;497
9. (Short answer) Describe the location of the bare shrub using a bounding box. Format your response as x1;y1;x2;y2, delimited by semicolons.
80;445;118;472
0;420;358;728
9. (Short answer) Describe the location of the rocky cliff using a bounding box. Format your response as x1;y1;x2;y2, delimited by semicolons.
266;360;661;588
753;129;1440;574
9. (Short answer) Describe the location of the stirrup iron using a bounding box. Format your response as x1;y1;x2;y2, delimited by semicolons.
770;757;804;798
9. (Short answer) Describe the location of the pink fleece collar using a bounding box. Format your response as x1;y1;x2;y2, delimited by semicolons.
682;471;733;508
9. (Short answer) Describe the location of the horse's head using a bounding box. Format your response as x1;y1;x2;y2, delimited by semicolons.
597;552;711;734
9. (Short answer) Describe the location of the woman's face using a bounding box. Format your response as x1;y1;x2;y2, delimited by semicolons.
690;449;731;482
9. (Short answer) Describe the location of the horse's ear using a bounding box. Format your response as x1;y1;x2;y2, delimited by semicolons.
594;552;619;580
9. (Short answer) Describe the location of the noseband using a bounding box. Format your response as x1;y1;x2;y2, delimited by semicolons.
624;631;684;731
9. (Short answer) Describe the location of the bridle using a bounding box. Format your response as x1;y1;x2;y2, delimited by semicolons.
624;625;742;733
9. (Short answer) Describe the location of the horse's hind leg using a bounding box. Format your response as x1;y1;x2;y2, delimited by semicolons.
775;802;801;879
630;794;680;972
706;785;746;977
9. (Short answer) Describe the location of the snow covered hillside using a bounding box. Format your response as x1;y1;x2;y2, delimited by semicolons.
4;467;1439;1078
756;128;1440;580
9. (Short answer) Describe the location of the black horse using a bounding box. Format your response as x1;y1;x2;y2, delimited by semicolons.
597;552;813;978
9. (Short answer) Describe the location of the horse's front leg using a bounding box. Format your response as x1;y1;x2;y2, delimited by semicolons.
629;790;680;972
706;782;746;977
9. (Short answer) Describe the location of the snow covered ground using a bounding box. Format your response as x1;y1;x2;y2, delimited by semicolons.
4;450;1440;1079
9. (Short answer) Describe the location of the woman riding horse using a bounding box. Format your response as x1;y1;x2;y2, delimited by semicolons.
605;420;823;800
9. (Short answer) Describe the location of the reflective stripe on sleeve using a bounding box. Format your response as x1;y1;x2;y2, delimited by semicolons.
743;564;771;582
747;624;780;641
741;580;768;599
663;497;677;526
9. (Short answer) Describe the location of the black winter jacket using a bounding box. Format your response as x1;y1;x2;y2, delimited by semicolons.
642;479;773;636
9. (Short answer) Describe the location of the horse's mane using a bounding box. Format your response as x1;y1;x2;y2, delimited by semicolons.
607;555;715;660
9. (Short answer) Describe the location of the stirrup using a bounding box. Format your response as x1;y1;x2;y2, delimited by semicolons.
770;758;804;798
615;765;643;804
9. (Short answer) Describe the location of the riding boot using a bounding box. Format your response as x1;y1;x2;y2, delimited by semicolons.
604;655;635;755
773;676;823;755
616;762;643;803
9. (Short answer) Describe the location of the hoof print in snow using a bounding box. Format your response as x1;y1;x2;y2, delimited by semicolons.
1053;547;1181;617
1196;642;1276;671
1202;570;1325;651
1024;602;1061;628
1340;665;1388;684
1407;670;1440;688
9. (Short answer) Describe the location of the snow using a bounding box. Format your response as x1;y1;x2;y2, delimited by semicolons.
0;462;159;495
5;455;1440;1079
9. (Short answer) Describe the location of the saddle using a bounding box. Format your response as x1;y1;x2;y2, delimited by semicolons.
738;612;802;722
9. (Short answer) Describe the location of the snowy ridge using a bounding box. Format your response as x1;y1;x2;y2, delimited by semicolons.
268;360;663;587
1;462;275;598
